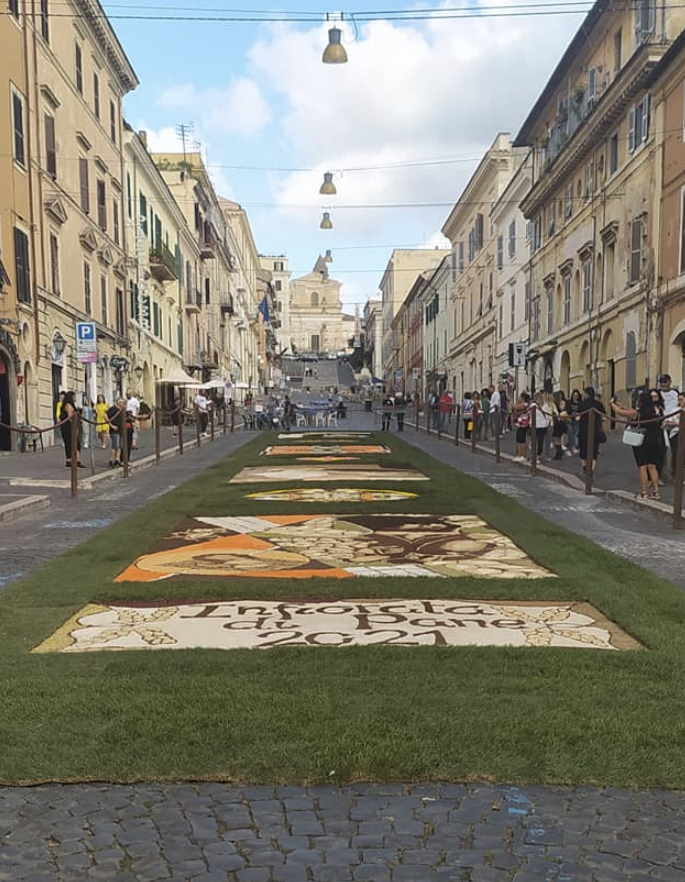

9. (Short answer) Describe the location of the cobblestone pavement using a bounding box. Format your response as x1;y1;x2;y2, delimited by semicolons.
3;411;685;880
2;782;685;881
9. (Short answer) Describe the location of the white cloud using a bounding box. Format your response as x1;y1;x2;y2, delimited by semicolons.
157;78;271;138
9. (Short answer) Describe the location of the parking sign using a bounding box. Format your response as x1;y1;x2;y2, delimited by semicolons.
76;322;98;363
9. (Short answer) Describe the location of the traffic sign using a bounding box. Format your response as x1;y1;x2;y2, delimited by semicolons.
76;322;98;363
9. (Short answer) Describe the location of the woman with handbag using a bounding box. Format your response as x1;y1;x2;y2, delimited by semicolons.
611;389;665;499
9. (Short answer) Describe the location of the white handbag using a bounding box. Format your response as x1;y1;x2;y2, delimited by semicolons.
622;426;645;447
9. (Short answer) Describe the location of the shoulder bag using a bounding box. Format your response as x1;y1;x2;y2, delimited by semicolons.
622;425;645;447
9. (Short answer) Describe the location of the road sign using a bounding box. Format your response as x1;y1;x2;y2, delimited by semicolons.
76;322;98;363
508;342;527;368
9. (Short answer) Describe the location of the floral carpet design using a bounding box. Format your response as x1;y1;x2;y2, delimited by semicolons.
35;599;642;654
114;514;555;582
229;465;429;483
262;445;391;456
245;489;419;503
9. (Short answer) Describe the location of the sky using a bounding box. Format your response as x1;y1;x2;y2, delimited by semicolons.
101;0;589;311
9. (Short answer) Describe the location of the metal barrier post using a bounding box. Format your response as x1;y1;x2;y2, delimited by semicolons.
122;410;130;478
426;403;431;435
530;405;538;476
210;406;215;442
584;409;596;495
673;410;685;529
155;406;161;466
70;413;79;498
195;405;201;446
454;404;461;446
494;406;501;462
230;400;235;433
178;410;184;456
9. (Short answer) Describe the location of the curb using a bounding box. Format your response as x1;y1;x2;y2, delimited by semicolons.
0;494;51;523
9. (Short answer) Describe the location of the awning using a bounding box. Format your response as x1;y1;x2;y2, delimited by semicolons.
156;367;200;385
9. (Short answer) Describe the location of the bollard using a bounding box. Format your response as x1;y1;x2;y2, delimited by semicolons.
210;406;215;442
673;410;685;529
121;410;130;478
70;412;79;499
584;409;596;495
230;400;235;434
155;406;161;466
530;405;538;476
178;410;184;456
470;403;479;454
494;406;501;463
195;405;201;447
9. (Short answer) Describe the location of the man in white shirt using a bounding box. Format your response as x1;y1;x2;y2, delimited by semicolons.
194;390;210;437
126;388;140;449
659;374;679;481
489;384;502;436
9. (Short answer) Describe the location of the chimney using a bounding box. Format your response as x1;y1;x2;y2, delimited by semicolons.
138;130;148;149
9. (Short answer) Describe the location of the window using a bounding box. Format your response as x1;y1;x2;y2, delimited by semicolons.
274;279;282;291
93;73;100;120
274;261;284;272
83;261;92;314
626;331;637;388
488;272;493;310
531;215;542;252
532;296;540;341
547;204;555;237
113;198;120;246
605;240;616;300
130;280;140;321
614;29;622;71
497;235;504;270
14;228;31;304
468;229;474;263
628;94;650;152
636;0;655;44
524;280;531;322
474;213;484;250
44;113;56;178
12;91;25;167
40;0;49;41
49;233;60;295
498;302;503;339
565;183;573;219
629;217;643;283
139;192;147;234
311;291;318;307
205;277;210;305
96;179;106;231
609;132;619;175
508;221;516;258
75;43;83;94
458;241;464;272
126;172;132;218
546;284;554;334
8;0;19;18
582;259;593;312
109;100;116;143
79;157;89;213
563;273;571;323
115;287;125;336
584;160;594;200
478;281;483;316
510;291;516;332
100;275;108;326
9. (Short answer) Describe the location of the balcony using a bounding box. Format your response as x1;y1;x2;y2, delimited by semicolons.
184;289;202;314
201;350;218;368
199;235;215;260
149;243;178;282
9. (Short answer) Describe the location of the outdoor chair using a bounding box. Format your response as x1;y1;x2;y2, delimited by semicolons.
315;411;327;427
326;412;338;428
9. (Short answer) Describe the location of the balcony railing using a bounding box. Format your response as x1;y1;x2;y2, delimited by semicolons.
149;243;178;282
184;289;202;313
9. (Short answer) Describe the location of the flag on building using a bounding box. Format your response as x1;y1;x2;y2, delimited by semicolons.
258;295;270;324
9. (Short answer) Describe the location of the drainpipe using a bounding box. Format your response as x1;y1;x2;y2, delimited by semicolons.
26;0;44;368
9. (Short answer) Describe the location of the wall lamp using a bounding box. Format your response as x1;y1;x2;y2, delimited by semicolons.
134;364;144;380
52;331;67;355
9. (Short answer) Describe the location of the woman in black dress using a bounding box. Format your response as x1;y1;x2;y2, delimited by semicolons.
611;389;664;499
60;391;85;468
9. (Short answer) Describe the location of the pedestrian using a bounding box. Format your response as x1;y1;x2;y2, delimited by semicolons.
565;388;582;454
532;391;555;461
480;389;491;440
429;390;439;428
657;374;679;482
461;392;474;439
664;391;685;478
245;391;253;409
282;395;295;432
126;388;140;449
500;385;511;431
381;392;394;430
170;396;184;437
394;392;406;432
550;391;567;460
611;389;664;499
440;389;453;432
194;389;210;437
575;386;606;478
106;397;125;468
489;385;502;436
124;407;136;461
60;391;85;468
95;393;109;448
513;392;531;461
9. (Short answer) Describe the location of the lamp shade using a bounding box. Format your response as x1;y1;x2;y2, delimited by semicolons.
319;172;337;195
322;26;348;64
320;212;333;230
324;249;333;263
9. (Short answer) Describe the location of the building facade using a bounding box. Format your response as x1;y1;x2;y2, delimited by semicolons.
289;257;345;355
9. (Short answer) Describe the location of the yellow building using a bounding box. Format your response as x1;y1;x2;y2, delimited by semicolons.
26;0;138;428
514;0;685;398
0;2;35;448
289;257;346;355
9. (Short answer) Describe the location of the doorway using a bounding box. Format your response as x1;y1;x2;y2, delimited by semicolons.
0;352;12;450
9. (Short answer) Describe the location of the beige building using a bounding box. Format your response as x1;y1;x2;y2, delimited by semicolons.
123;128;195;406
442;134;525;400
260;255;291;355
379;248;449;385
289;257;346;355
0;1;33;449
514;0;685;398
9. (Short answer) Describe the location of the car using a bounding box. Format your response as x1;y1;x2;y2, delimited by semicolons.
299;352;318;362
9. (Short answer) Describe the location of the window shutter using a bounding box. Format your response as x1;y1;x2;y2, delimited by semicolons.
497;235;503;269
14;228;30;304
44;114;56;178
79;157;89;212
642;94;650;142
475;213;484;249
628;106;636;152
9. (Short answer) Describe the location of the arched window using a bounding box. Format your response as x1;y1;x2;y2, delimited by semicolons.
311;292;318;307
625;331;636;389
